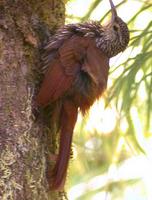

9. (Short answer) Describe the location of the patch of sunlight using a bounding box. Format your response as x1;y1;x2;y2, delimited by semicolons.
135;69;144;83
68;156;152;200
138;82;147;102
117;156;152;199
68;174;108;199
66;0;92;22
120;118;128;133
85;137;102;150
134;10;152;30
130;107;146;150
117;0;143;21
68;182;87;199
123;187;147;200
75;111;83;124
90;0;111;21
85;99;117;134
131;107;142;135
92;192;111;200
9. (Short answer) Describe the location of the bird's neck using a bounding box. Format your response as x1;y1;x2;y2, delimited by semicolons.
75;22;121;58
95;36;120;58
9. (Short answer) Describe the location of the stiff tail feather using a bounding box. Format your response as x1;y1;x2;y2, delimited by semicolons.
50;99;78;190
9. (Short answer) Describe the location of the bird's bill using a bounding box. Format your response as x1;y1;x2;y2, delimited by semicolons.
109;0;117;21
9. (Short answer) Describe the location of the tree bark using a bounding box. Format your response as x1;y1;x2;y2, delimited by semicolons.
0;0;66;199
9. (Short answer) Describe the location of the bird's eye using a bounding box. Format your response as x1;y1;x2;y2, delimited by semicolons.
113;25;118;31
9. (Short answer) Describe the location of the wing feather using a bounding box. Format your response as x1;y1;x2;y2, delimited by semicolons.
36;37;109;107
36;36;87;106
36;60;74;106
82;42;109;88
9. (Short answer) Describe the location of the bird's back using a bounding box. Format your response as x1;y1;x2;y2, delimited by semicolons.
41;22;104;72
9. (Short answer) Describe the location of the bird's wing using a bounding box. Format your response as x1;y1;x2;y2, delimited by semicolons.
36;36;88;106
82;41;109;89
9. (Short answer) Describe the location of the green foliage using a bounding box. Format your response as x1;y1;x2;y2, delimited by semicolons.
66;0;152;199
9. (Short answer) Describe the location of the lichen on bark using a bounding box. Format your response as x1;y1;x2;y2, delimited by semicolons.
0;0;66;199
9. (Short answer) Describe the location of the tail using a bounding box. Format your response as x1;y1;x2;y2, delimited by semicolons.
50;99;78;190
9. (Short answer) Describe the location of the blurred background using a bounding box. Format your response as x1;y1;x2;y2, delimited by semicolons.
65;0;152;199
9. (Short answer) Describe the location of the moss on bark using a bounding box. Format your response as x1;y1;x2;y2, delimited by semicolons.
0;0;66;199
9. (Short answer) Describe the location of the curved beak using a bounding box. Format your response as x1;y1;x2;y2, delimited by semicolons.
109;0;117;22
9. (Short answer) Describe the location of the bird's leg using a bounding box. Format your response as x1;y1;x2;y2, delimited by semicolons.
49;98;78;190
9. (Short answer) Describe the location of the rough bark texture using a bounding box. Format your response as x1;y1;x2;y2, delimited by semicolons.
0;0;67;199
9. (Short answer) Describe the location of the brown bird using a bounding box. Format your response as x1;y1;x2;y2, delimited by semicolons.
36;0;129;191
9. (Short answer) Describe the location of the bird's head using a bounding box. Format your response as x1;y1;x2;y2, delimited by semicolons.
102;0;130;57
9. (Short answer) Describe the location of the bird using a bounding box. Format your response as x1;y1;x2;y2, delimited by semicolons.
36;0;129;191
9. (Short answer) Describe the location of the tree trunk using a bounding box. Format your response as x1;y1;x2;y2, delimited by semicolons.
0;1;67;199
